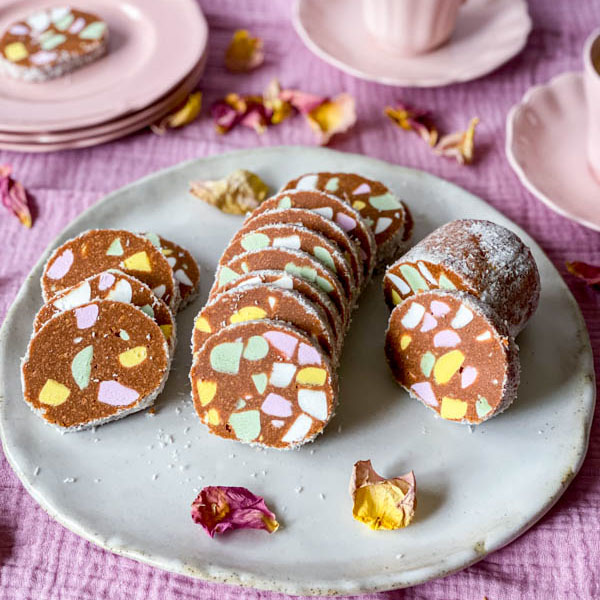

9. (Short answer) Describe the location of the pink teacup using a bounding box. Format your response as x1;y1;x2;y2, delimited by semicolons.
584;28;600;182
361;0;465;56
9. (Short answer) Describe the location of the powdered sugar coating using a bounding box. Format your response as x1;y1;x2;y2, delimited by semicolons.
384;219;540;336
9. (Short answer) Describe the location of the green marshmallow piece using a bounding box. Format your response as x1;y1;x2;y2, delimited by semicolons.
364;217;374;228
235;398;247;410
313;246;336;272
71;345;93;390
218;266;239;287
284;263;301;278
119;330;130;340
420;351;435;378
241;232;270;252
316;276;334;293
145;232;161;248
229;410;261;441
399;264;429;293
325;177;339;192
438;274;457;290
210;342;243;374
278;196;292;209
41;34;66;51
140;304;154;318
251;372;268;394
79;21;107;40
369;192;402;211
106;237;124;256
300;266;317;282
476;396;493;418
54;13;74;31
243;336;269;361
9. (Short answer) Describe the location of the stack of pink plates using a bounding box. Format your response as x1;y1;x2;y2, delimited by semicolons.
0;0;208;152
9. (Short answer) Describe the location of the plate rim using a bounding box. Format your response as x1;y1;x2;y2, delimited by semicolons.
0;146;596;595
505;70;600;233
292;0;532;87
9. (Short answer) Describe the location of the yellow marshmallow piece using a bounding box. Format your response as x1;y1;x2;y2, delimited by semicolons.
119;346;148;367
122;251;151;272
296;367;327;386
207;408;220;425
5;42;28;62
391;289;402;305
161;248;173;256
440;397;468;420
39;379;70;406
433;350;464;384
195;317;212;333
197;380;217;406
229;306;267;324
400;334;411;349
159;324;172;339
353;200;366;211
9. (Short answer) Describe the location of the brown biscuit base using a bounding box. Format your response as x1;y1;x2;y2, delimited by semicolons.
383;219;541;336
1;7;108;82
226;208;363;293
144;233;201;310
42;229;180;312
218;223;357;303
282;172;413;265
33;270;176;355
385;290;520;424
22;300;171;431
248;190;376;283
193;283;338;364
217;269;344;345
190;320;337;449
211;248;350;328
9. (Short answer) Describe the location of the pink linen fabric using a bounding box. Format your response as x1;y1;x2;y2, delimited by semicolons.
1;0;599;598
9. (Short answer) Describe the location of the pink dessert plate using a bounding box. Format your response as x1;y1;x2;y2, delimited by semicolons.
506;72;600;233
0;0;208;133
293;0;531;87
0;50;207;149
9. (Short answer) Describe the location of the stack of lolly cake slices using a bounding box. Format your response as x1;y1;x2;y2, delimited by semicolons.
190;172;413;450
383;219;541;425
20;229;201;431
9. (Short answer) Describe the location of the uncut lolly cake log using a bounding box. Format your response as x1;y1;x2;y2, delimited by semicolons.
22;300;171;430
217;223;357;303
42;230;180;312
216;270;344;343
211;248;351;329
385;291;520;424
0;7;108;82
249;190;377;283
144;233;201;309
283;172;413;265
192;284;339;363
33;271;176;354
190;320;337;449
228;208;363;293
383;219;540;336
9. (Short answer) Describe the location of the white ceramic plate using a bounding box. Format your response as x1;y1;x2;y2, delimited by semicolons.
0;0;207;132
293;0;531;87
506;72;600;233
0;148;594;596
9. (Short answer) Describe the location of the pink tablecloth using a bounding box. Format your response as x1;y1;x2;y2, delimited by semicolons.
1;0;599;598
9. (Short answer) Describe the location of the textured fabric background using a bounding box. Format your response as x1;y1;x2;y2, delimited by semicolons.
1;0;599;598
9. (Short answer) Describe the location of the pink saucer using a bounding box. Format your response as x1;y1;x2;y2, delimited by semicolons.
293;0;531;87
0;0;207;132
506;72;600;233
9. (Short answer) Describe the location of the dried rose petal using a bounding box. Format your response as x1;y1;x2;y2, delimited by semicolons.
211;94;268;134
225;29;264;73
190;168;269;215
0;165;32;228
191;485;279;538
434;117;480;165
385;102;438;146
211;96;243;134
305;93;356;145
350;460;416;530
280;88;326;115
566;261;600;287
263;78;294;125
151;92;202;135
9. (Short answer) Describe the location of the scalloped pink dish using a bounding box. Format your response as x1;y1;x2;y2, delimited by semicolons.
506;72;600;233
293;0;531;87
0;0;207;132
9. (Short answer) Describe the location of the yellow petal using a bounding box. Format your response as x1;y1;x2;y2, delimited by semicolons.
151;93;202;135
119;346;148;368
225;29;264;72
39;379;71;406
306;93;356;145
